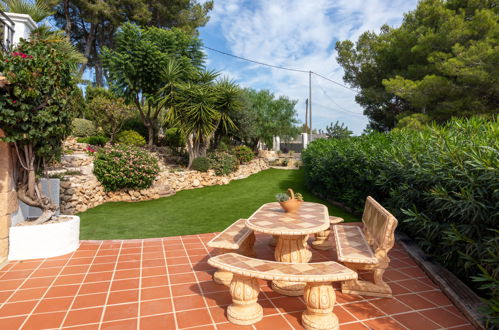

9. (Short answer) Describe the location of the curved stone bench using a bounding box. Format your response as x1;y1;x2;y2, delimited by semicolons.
208;253;357;330
207;219;255;285
332;196;398;298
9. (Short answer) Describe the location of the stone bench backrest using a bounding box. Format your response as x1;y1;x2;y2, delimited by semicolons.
362;196;398;253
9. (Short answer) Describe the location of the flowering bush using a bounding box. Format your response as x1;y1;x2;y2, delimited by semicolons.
231;145;254;164
207;152;238;176
93;145;159;191
85;145;96;155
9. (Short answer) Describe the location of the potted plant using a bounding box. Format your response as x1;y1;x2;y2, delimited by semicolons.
276;188;303;213
0;28;85;260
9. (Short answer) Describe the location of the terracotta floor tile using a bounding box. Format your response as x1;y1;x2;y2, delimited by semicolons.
397;293;436;310
418;291;453;306
85;271;113;283
334;305;357;324
255;314;293;329
271;296;307;313
107;289;139;305
173;294;207;311
141;275;168;288
166;256;190;265
9;287;47;302
258;299;279;315
203;291;232;307
88;263;115;273
94;256;118;264
196;271;214;282
420;307;469;328
33;296;73;313
192;262;213;271
140;298;173;316
64;307;104;326
103;302;138;322
338;321;370;329
392;311;440;329
282;311;303;329
54;274;86;286
0;279;25;290
101;318;137;329
168;264;193;274
29;267;60;278
20;277;53;289
0;315;26;329
116;261;141;270
176;308;212;328
363;316;405;329
396;279;434;292
1;270;34;280
41;259;67;268
369;298;412;314
142;259;166;268
72;292;108;309
171;283;202;296
216;322;253;330
0;300;38;317
209;305;229;323
45;284;80;298
345;301;386;321
67;257;94;266
139;313;176;330
170;273;197;285
389;282;411;295
79;282;111;295
22;310;66;329
114;269;140;280
110;278;139;291
141;286;170;300
0;290;13;302
61;265;91;275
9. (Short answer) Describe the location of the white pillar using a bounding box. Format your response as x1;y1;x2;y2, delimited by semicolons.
272;136;280;151
301;133;308;150
4;13;37;45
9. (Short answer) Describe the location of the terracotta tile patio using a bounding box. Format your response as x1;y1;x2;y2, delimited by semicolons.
0;229;474;329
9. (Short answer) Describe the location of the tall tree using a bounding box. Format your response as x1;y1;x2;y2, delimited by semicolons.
102;23;204;145
325;121;353;139
52;0;212;85
336;0;498;131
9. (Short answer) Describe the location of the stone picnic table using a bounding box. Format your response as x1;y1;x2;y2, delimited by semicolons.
245;201;330;296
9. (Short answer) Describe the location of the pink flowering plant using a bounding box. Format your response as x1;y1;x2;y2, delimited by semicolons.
93;145;160;192
0;30;83;224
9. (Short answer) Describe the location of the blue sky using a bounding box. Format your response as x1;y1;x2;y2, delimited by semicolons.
198;0;419;134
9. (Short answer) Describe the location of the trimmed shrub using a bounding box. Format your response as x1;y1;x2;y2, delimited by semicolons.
122;116;148;139
231;145;254;164
77;136;108;147
116;130;146;146
302;117;498;323
191;157;210;172
72;118;97;137
162;128;186;149
208;152;239;176
93;145;159;191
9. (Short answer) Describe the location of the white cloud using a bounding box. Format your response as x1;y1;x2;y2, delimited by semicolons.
201;0;419;134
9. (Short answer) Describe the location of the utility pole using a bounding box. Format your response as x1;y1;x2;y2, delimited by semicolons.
305;99;308;133
309;71;312;136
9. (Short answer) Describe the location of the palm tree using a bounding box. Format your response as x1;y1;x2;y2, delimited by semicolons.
0;0;55;23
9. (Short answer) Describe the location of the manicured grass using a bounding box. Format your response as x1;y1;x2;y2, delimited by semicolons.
78;168;358;240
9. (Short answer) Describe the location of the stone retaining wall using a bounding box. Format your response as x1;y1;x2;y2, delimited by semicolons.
60;158;269;214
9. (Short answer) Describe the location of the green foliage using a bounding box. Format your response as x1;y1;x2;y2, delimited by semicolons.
336;0;498;131
86;87;135;142
1;0;55;22
116;130;146;147
325;121;353;139
162;127;186;149
191;157;210;172
0;33;81;159
395;113;431;130
208;152;238;176
275;193;289;202
93;145;159;192
102;23;205;144
231;145;254;164
122;115;148;139
72;118;97;137
232;88;299;149
76;136;108;147
302;116;498;323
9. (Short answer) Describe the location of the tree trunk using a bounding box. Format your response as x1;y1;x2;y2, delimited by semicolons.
63;0;72;41
79;23;96;76
147;124;154;147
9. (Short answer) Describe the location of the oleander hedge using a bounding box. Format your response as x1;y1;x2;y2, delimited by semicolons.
302;117;498;325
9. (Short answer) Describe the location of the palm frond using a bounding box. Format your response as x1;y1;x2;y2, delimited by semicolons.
2;0;54;22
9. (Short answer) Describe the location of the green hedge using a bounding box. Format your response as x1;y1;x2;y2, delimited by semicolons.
302;117;498;325
72;118;97;137
116;130;146;146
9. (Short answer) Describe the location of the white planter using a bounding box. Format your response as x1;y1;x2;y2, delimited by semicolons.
8;215;80;260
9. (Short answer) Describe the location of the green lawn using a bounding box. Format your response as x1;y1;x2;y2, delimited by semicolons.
78;168;358;240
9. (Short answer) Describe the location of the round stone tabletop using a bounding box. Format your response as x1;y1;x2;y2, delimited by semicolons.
246;202;329;236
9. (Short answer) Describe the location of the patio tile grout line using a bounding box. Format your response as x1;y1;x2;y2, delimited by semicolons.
184;234;216;329
58;240;104;329
97;240;124;330
17;250;78;329
162;237;179;329
136;239;144;330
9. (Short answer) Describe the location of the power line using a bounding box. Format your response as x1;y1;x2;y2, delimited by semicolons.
202;45;309;73
202;45;357;91
315;78;364;116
